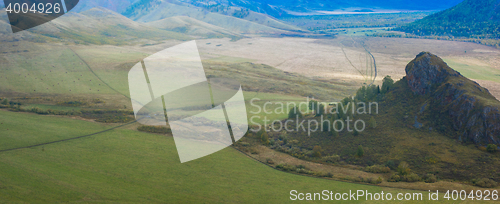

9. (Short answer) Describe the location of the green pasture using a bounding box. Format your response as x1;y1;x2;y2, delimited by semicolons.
444;58;500;84
0;110;484;203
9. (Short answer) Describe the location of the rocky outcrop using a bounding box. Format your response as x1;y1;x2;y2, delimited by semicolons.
406;52;500;145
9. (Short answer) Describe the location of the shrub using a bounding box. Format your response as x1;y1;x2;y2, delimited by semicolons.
474;178;498;188
385;160;396;170
369;116;376;128
1;98;8;105
316;103;325;116
266;158;274;164
356;145;364;157
322;155;340;163
366;177;382;184
57;101;88;107
331;128;339;137
279;131;288;144
402;173;421;182
288;106;303;119
92;98;105;104
388;174;401;182
276;163;285;169
397;161;411;176
486;144;497;153
275;163;297;172
137;125;171;134
296;168;311;174
238;142;250;147
260;131;270;145
381;75;394;93
308;100;319;113
313;145;322;158
423;174;438;183
250;148;258;154
365;165;391;173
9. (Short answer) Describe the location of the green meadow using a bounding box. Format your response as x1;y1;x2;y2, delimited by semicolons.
0;110;487;203
443;58;500;84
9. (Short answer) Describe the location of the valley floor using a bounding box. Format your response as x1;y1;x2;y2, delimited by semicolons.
195;36;500;99
1;34;500;202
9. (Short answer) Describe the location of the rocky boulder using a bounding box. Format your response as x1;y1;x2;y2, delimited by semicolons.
406;52;500;145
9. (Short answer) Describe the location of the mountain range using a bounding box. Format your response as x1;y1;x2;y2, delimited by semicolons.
0;0;463;14
124;0;465;18
396;0;500;39
0;7;191;45
123;1;301;33
0;0;139;13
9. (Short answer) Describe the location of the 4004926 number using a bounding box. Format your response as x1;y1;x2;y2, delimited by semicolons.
5;3;62;14
444;190;498;201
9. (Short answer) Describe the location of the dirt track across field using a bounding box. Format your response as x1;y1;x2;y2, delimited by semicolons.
196;36;500;99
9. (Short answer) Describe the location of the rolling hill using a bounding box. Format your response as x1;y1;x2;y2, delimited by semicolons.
173;1;304;31
0;0;139;13
396;0;500;39
146;16;243;39
0;7;191;45
122;1;296;34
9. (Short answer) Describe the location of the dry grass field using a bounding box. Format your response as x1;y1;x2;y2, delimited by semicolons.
195;36;500;99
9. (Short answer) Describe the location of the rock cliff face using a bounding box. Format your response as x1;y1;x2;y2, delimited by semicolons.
406;52;500;145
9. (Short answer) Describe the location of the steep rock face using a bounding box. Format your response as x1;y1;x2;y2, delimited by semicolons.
406;52;500;145
406;52;460;95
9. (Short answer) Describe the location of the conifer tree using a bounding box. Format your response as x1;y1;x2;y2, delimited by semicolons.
356;145;364;157
369;116;377;129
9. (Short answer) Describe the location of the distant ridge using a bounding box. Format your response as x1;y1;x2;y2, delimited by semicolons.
146;16;242;38
396;0;500;39
176;0;464;17
124;1;289;34
0;7;191;45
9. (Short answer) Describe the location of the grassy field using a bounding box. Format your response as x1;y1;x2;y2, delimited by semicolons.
443;58;500;84
1;35;499;203
280;12;433;33
0;45;126;95
0;110;491;203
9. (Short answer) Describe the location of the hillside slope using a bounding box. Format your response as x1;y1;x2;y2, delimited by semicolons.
146;16;242;38
175;1;304;31
123;1;289;34
263;52;500;183
396;0;500;39
0;7;190;45
0;0;139;12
